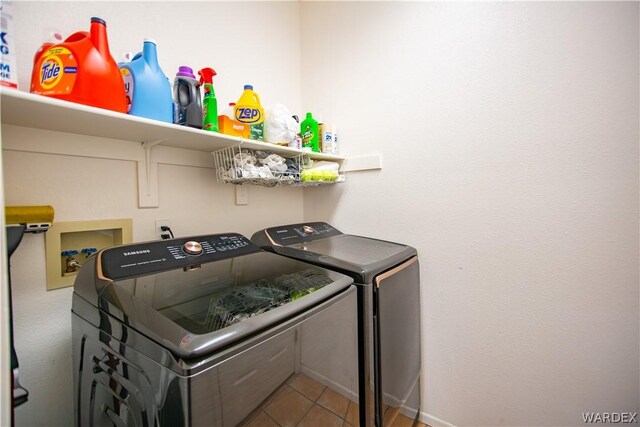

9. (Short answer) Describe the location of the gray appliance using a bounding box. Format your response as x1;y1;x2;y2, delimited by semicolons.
6;225;30;412
252;222;421;427
72;232;359;426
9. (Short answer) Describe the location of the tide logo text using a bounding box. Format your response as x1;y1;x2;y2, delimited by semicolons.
40;60;61;87
41;62;60;82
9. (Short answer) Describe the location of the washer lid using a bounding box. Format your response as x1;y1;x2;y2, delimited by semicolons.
252;223;417;282
292;234;409;265
96;250;352;359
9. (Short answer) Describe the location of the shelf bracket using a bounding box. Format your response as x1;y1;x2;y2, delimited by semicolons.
137;140;165;208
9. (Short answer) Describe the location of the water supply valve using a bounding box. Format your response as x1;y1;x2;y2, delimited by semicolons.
61;250;81;273
81;247;97;258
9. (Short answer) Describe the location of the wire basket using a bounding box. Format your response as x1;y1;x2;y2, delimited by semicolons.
272;269;334;295
204;269;334;332
204;284;289;331
212;145;345;187
212;145;302;187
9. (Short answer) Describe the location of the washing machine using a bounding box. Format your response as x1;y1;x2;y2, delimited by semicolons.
72;232;360;426
252;222;422;427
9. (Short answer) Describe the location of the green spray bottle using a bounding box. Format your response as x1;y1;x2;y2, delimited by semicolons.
198;67;218;132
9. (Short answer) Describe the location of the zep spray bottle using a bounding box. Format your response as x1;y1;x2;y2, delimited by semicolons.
198;67;218;132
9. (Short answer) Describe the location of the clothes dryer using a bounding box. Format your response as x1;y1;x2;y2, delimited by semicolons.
252;222;421;427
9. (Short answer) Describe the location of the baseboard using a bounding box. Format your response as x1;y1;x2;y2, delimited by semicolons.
299;366;456;427
395;402;455;427
420;410;456;427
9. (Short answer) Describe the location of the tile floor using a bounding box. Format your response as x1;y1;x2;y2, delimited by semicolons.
241;373;429;427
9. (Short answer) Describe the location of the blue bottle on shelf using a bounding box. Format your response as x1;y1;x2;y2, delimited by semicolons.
119;38;173;122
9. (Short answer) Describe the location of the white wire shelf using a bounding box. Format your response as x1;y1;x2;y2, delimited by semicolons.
212;145;345;187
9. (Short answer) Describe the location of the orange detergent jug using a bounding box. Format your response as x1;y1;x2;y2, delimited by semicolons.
30;17;127;113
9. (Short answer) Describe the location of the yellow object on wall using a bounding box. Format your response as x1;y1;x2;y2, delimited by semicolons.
5;205;55;231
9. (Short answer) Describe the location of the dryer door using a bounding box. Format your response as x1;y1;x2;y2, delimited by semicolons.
373;256;421;426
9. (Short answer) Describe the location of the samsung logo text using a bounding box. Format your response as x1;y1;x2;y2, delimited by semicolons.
123;250;151;256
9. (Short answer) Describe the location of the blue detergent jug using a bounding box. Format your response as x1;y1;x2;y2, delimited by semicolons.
119;39;173;122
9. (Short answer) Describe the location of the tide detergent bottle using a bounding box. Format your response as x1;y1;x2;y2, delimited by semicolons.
119;39;173;122
234;85;264;141
30;17;127;113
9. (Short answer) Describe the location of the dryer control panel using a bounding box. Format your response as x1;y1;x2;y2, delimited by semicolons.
100;233;258;280
260;222;342;246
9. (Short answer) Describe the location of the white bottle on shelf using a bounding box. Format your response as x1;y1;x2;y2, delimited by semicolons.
321;124;338;154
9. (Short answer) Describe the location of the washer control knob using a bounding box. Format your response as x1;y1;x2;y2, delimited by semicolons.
183;241;203;256
302;225;315;234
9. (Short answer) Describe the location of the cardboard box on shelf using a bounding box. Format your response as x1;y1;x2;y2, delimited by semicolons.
218;115;250;138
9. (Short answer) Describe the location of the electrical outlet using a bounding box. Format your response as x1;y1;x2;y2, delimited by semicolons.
236;186;249;206
155;219;171;240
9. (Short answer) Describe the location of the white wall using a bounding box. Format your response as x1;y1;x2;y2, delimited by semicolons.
4;2;304;426
12;1;302;111
300;2;639;426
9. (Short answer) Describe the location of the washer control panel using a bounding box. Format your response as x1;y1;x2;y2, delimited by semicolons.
100;233;257;280
262;222;342;246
